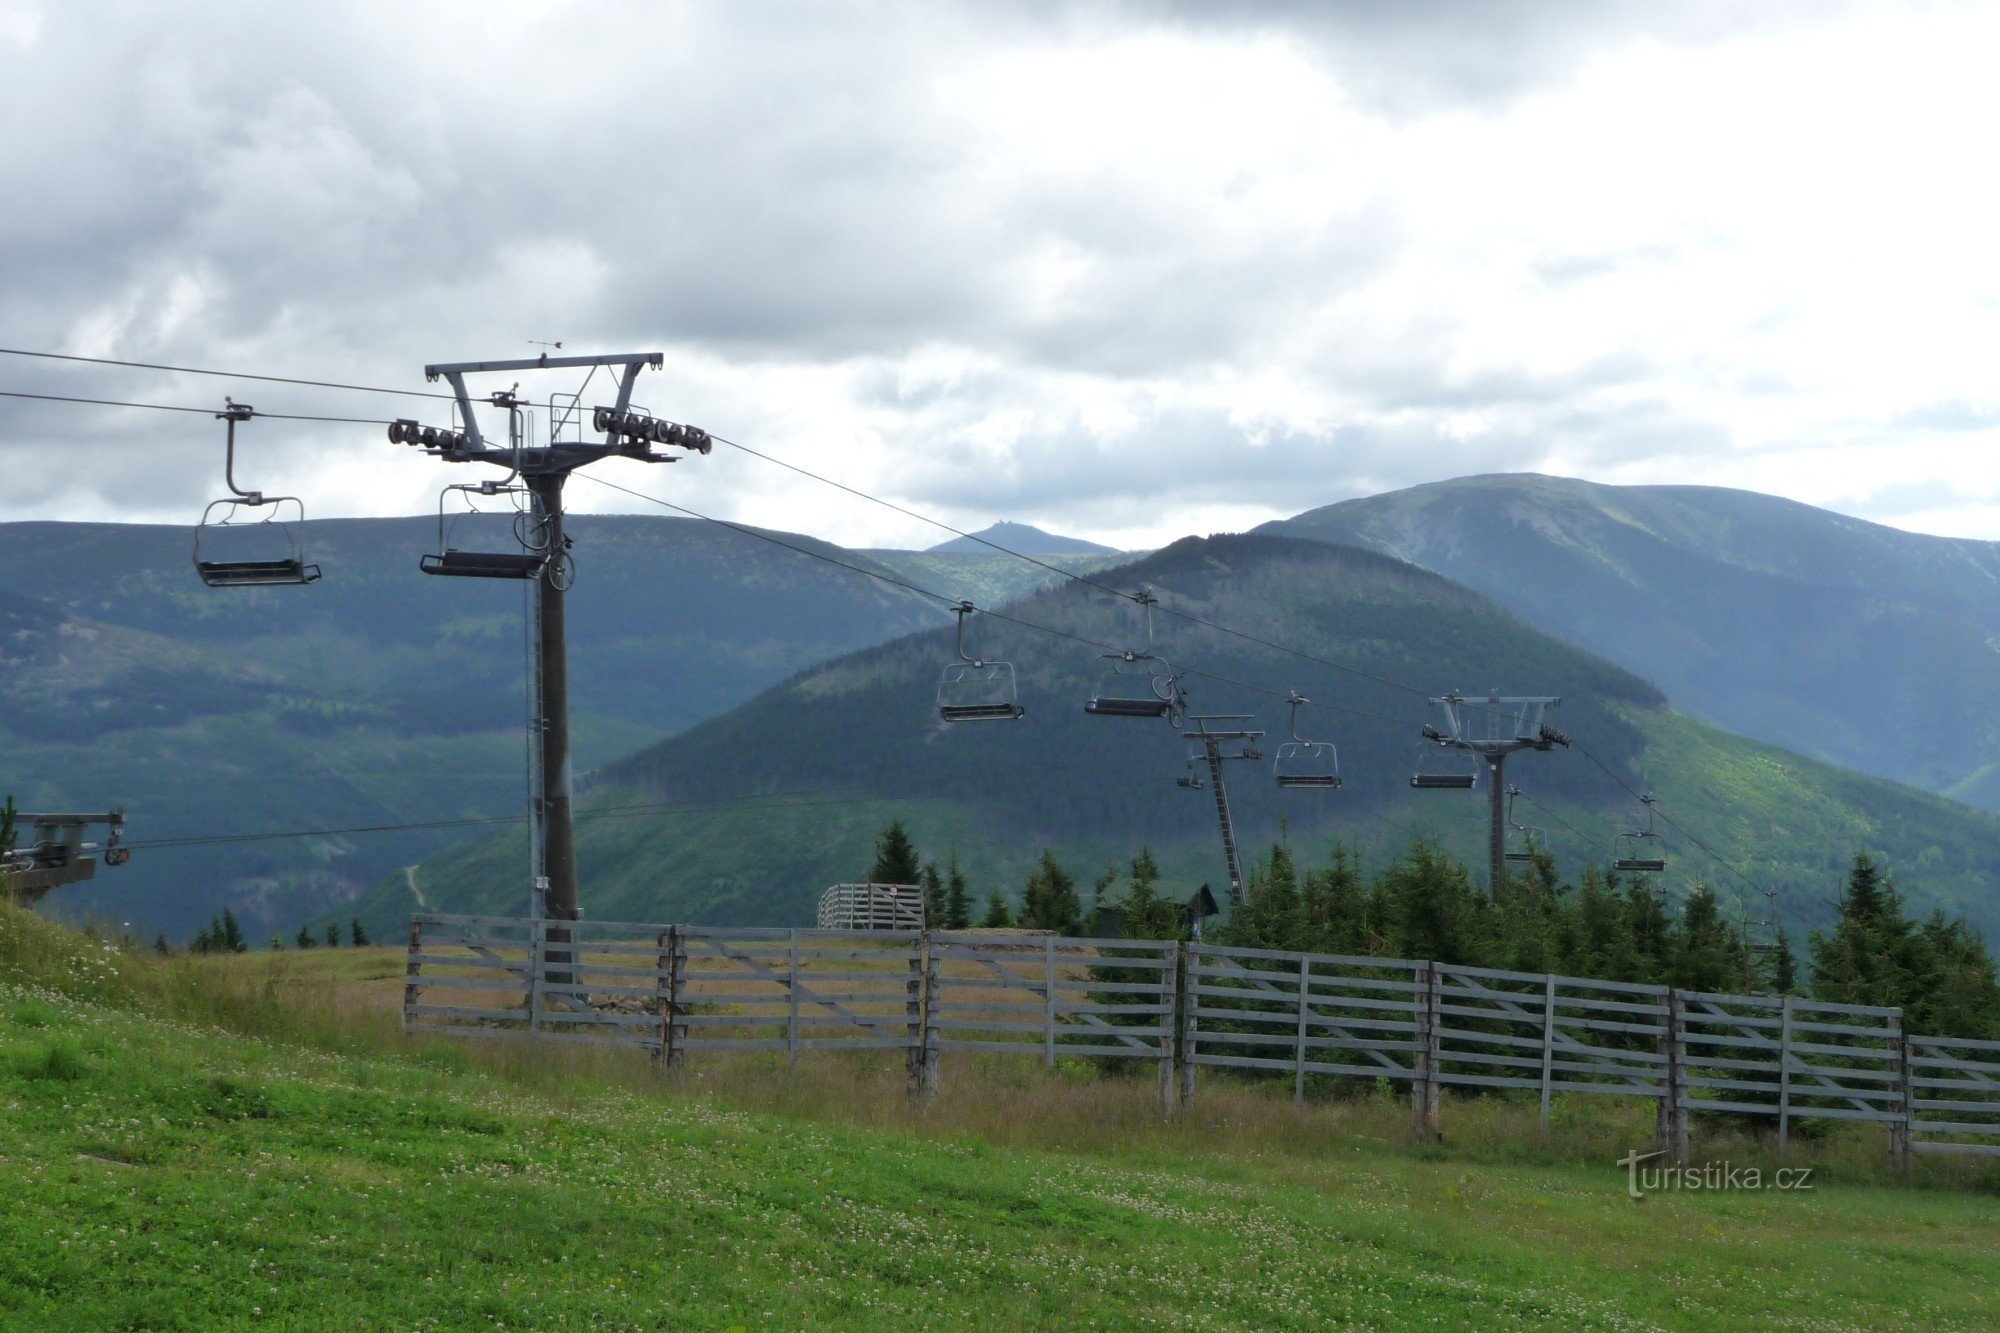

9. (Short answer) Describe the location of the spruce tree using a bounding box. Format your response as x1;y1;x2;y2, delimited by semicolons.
153;933;172;957
918;863;944;929
297;925;315;949
980;890;1012;929
1766;927;1798;995
1117;847;1180;940
326;922;341;948
350;918;371;947
1019;850;1081;933
868;820;922;885
1380;839;1483;965
1810;853;1916;1009
220;907;247;954
943;850;972;930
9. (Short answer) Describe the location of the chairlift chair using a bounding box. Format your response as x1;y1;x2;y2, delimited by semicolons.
1411;727;1479;790
1504;824;1545;865
936;601;1025;722
1273;692;1342;789
418;410;551;580
1084;651;1183;719
192;401;323;588
1083;588;1184;721
1612;793;1668;872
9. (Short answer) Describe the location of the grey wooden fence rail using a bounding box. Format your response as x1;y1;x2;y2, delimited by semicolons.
403;914;2000;1164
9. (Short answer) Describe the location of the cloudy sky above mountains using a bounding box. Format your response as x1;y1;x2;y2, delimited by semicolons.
4;0;1998;549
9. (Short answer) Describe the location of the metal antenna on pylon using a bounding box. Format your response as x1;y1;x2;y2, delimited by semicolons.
395;351;712;946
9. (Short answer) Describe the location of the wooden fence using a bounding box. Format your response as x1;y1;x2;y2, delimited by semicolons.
404;914;2000;1165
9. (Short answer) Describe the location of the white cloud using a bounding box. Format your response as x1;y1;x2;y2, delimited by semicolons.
4;1;2000;549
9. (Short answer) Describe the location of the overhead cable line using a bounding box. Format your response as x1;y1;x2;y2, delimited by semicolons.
1566;738;1762;896
0;387;391;426
576;472;1418;729
710;430;1447;707
2;349;1761;888
0;346;456;400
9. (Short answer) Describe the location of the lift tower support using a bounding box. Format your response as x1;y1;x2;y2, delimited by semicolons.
1177;716;1265;908
1420;692;1571;894
413;352;709;928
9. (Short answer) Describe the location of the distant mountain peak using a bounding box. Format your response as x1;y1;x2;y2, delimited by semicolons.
925;522;1116;555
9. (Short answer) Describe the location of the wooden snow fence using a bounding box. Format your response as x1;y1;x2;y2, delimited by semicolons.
403;914;2000;1165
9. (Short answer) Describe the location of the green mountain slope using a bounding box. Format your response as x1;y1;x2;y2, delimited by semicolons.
0;515;943;941
362;533;2000;941
1259;474;2000;808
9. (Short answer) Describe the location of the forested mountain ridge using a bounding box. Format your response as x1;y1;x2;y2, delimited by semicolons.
1259;474;2000;810
357;532;2000;943
0;514;950;940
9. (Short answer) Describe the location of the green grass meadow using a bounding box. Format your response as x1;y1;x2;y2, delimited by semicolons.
2;904;1997;1329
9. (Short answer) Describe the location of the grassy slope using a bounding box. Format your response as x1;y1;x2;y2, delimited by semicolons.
3;912;1998;1329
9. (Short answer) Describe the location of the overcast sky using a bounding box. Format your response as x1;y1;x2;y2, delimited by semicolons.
5;0;1999;550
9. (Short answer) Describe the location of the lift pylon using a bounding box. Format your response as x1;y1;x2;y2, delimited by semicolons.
400;352;709;937
1413;690;1570;892
1178;715;1264;908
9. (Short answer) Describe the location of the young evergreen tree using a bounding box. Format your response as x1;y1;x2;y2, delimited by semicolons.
296;925;315;949
942;849;972;930
918;863;944;929
1115;847;1181;941
350;918;371;947
220;907;247;954
325;922;341;948
1810;853;1917;1010
1766;927;1798;995
980;890;1012;929
1670;884;1745;992
1379;839;1484;965
1298;841;1372;956
868;820;922;885
153;933;172;957
1019;849;1081;933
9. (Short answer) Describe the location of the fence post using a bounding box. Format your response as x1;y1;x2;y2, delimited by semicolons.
1178;942;1198;1109
1044;935;1057;1070
667;928;688;1069
1293;955;1312;1105
653;928;672;1073
1539;973;1555;1134
1777;994;1794;1160
1159;942;1178;1119
905;931;925;1101
528;917;545;1039
403;917;423;1036
787;928;800;1072
1890;1010;1913;1177
1411;961;1440;1141
1660;988;1689;1165
921;934;941;1102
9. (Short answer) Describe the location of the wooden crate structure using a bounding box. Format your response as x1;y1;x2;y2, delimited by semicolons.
815;883;923;931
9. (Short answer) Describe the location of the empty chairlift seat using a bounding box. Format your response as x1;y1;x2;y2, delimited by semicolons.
1084;651;1180;720
937;602;1025;722
191;401;323;589
420;548;547;579
1273;693;1342;789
